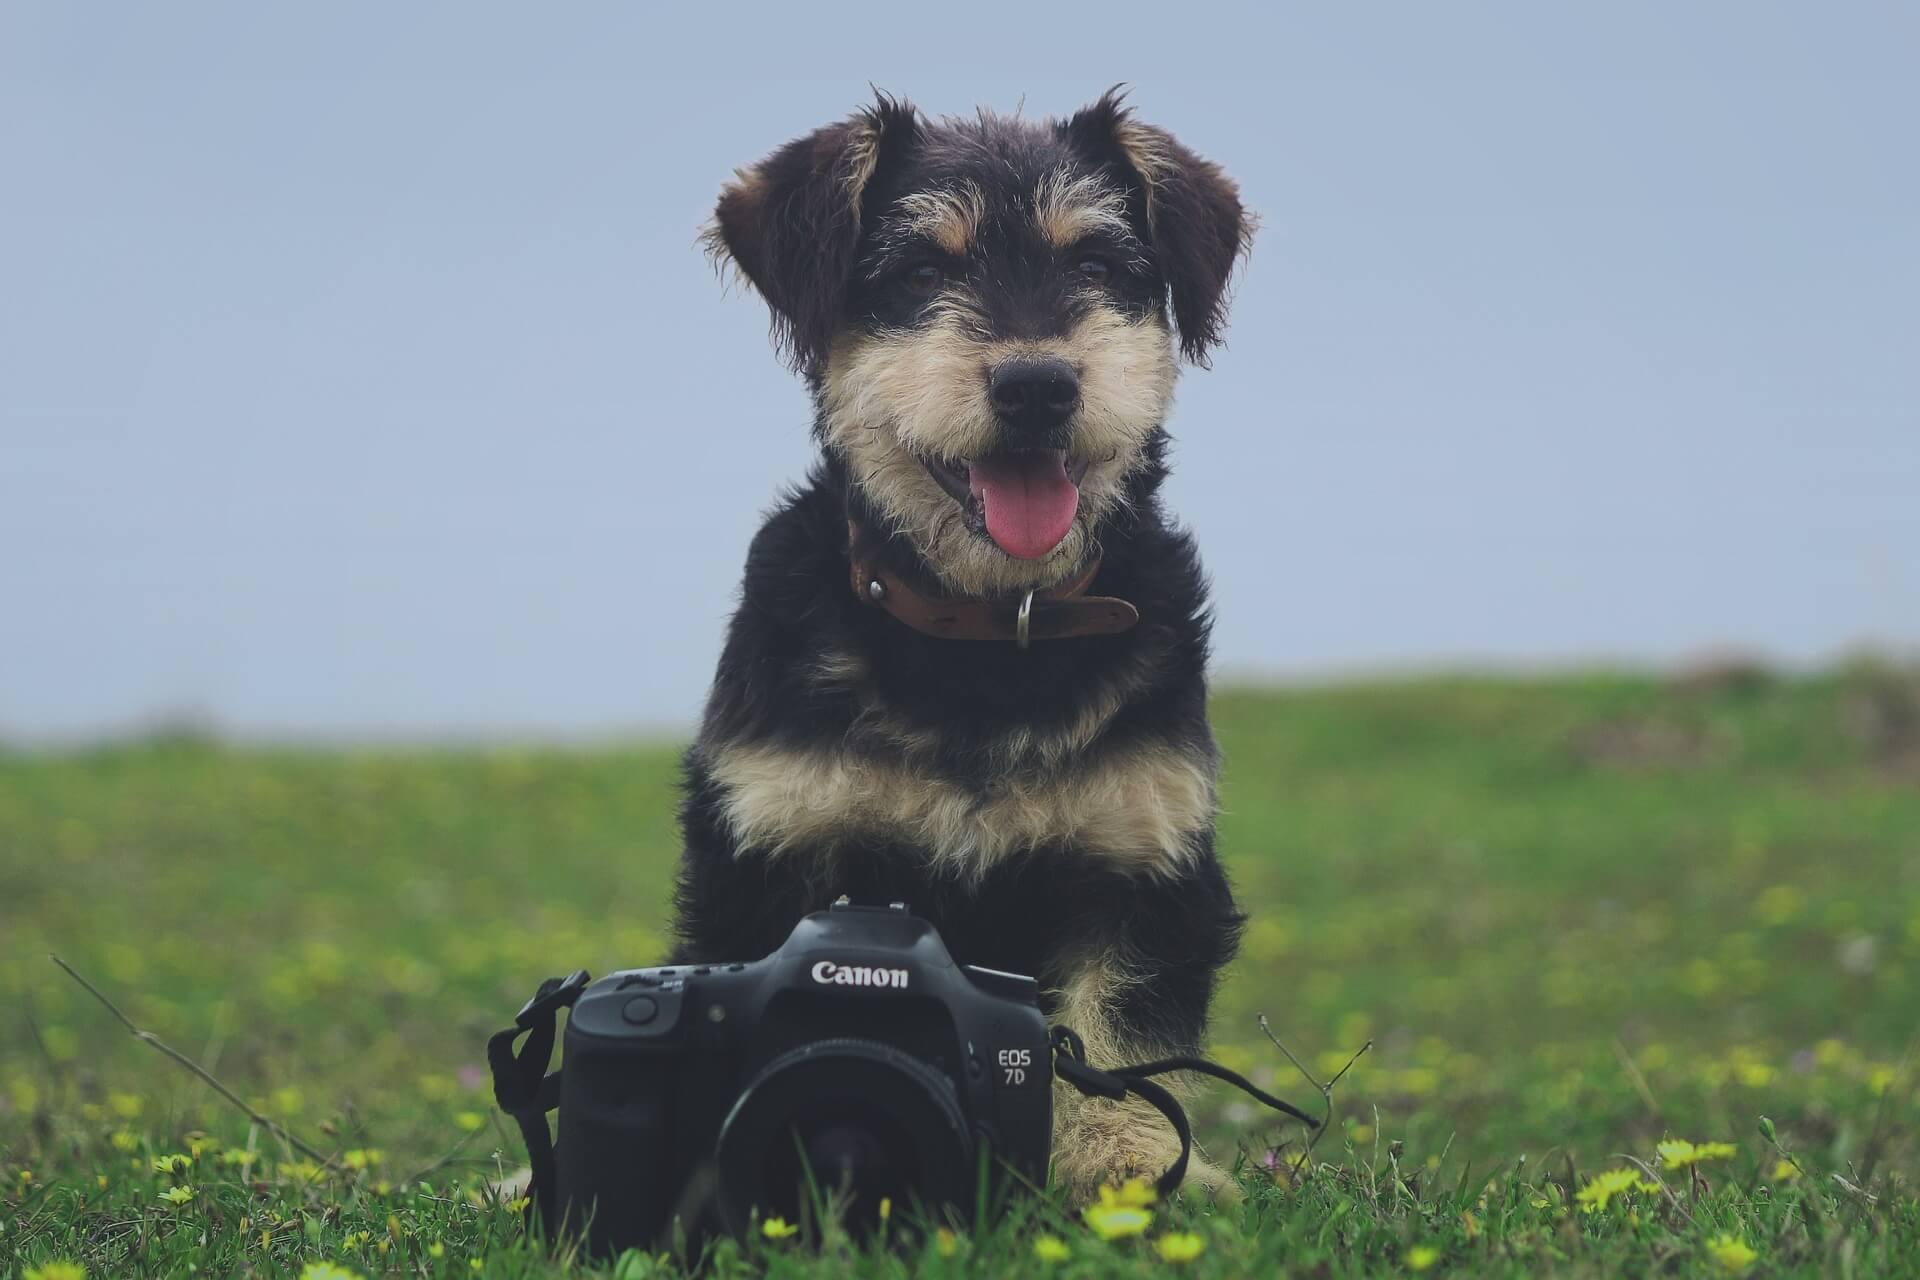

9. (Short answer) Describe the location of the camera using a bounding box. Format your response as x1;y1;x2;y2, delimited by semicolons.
552;901;1053;1254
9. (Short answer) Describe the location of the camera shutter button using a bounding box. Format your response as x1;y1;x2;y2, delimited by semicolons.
621;995;660;1026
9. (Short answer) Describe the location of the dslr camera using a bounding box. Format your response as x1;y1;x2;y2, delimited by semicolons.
549;901;1053;1253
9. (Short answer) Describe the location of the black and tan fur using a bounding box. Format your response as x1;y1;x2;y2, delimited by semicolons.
674;90;1253;1196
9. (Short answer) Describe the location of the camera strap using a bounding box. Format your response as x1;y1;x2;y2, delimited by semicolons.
1050;1026;1320;1198
489;973;1322;1226
487;969;590;1232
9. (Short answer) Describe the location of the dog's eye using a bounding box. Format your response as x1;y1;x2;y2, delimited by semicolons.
903;264;945;295
1076;256;1113;284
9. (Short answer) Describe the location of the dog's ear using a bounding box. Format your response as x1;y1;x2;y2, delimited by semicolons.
1062;88;1252;364
704;95;919;374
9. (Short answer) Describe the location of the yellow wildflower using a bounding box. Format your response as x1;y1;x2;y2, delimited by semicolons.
1098;1176;1158;1209
1771;1159;1801;1182
1156;1231;1207;1263
109;1091;143;1118
454;1111;486;1132
1407;1244;1441;1271
1658;1139;1737;1168
152;1154;191;1174
25;1263;88;1280
1083;1203;1153;1240
760;1217;799;1240
1033;1234;1072;1263
342;1148;384;1170
879;1196;891;1224
1706;1233;1758;1274
1575;1168;1640;1213
158;1184;195;1205
1754;884;1804;926
110;1131;139;1152
936;1227;960;1257
299;1264;366;1280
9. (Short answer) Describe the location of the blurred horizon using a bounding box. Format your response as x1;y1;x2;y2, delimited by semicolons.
10;654;1918;749
4;4;1916;743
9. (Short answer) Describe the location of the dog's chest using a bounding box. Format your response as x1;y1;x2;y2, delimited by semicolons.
702;732;1216;877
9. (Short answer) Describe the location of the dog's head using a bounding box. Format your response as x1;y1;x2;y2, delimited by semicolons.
705;90;1250;596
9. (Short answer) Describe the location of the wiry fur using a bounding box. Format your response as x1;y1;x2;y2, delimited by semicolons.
1033;167;1136;248
893;183;988;256
705;736;1216;877
679;88;1253;1199
823;307;1175;596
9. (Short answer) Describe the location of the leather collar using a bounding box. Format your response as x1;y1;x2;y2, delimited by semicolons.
847;521;1140;646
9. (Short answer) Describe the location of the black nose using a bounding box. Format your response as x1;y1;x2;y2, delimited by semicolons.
988;358;1081;434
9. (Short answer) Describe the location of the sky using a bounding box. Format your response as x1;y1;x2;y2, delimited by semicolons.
2;4;1916;740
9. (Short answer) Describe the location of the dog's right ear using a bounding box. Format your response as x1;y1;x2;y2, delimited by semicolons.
704;96;919;375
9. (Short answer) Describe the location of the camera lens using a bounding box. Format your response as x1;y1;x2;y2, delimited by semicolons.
714;1038;972;1236
775;1106;908;1212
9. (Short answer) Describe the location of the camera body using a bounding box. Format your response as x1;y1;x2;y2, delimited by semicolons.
554;901;1054;1253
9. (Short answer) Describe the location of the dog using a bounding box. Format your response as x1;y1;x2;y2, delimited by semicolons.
671;89;1253;1198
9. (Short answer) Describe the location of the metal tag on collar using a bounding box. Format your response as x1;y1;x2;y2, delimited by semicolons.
1016;589;1034;650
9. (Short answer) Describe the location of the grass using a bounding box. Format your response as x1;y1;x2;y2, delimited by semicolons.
4;663;1920;1277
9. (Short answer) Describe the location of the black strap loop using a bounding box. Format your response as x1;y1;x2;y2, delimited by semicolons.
488;972;589;1233
1050;1026;1317;1199
1114;1055;1321;1128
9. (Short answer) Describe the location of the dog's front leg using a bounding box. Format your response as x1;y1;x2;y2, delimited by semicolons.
1045;948;1239;1203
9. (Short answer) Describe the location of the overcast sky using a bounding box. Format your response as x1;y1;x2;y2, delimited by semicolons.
3;4;1915;740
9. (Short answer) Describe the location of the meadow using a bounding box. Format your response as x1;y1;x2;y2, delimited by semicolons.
4;665;1918;1277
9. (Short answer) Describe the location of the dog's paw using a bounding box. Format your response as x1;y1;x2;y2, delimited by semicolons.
1052;1105;1244;1205
489;1165;534;1203
1052;1143;1244;1205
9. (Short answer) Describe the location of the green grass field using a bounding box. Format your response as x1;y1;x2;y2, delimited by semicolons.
5;666;1919;1277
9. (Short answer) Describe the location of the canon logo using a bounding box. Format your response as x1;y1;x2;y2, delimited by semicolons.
810;960;910;990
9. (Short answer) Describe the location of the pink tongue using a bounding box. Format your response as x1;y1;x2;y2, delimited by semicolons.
968;453;1080;560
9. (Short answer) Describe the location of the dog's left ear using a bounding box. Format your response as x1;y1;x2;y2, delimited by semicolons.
704;95;920;375
1062;89;1252;364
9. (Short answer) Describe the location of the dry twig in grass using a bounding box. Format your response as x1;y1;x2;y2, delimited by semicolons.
51;952;334;1166
1258;1012;1372;1162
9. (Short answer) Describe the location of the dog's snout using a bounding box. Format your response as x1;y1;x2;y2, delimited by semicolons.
988;358;1080;434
